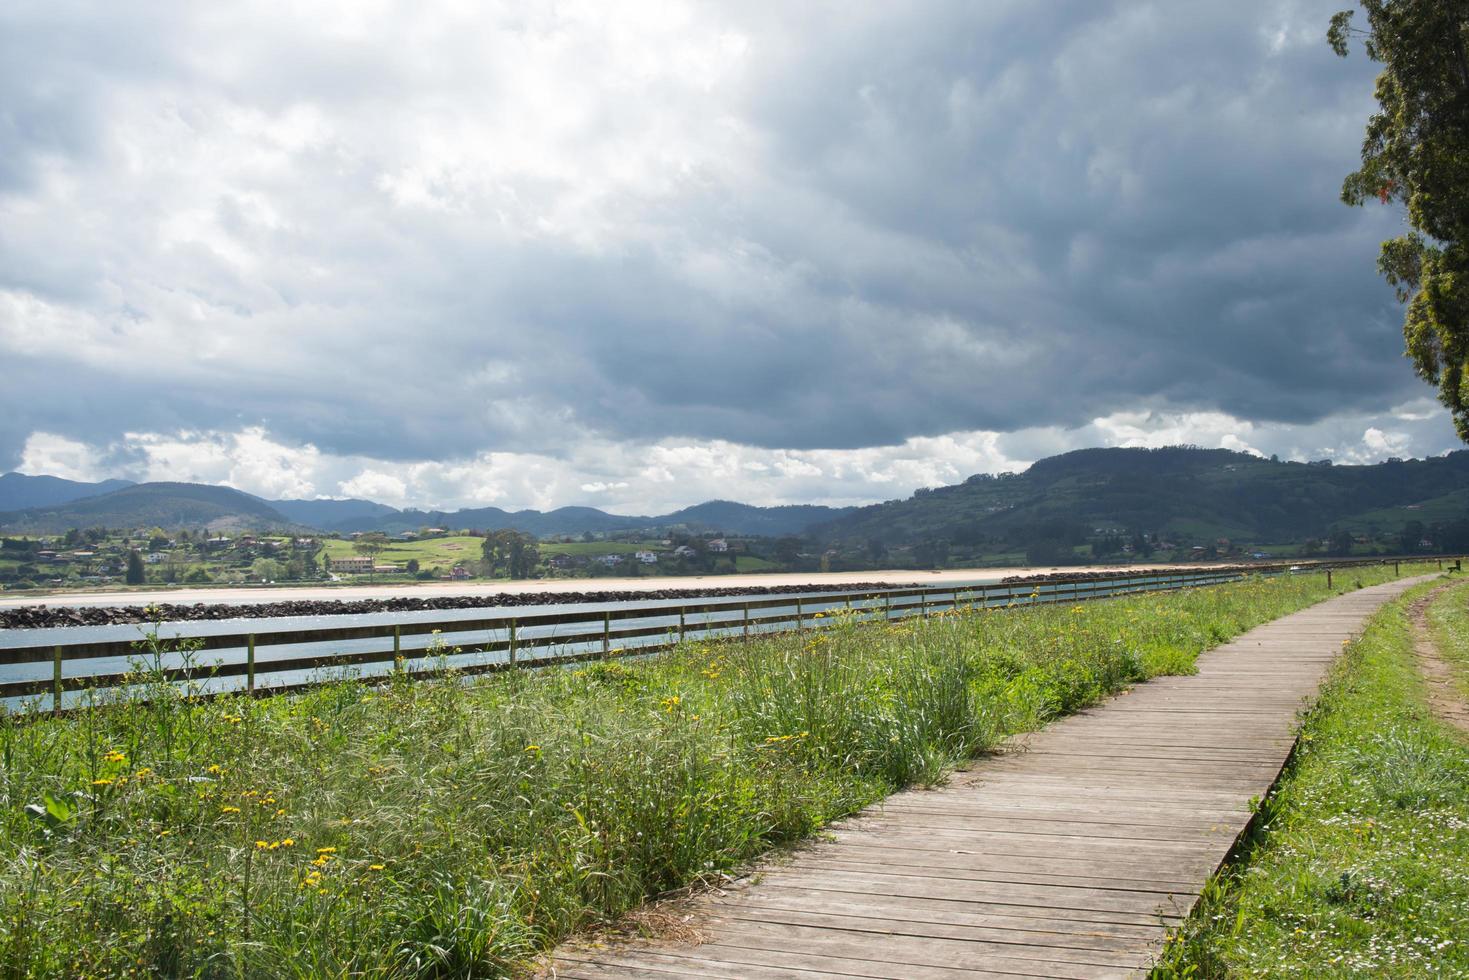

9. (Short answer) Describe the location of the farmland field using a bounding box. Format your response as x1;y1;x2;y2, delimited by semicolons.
319;535;484;572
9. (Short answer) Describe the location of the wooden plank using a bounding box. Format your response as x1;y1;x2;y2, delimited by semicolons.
546;575;1433;979
701;917;1153;969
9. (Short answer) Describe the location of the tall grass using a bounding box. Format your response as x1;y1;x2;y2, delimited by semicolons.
1155;576;1469;978
0;565;1432;977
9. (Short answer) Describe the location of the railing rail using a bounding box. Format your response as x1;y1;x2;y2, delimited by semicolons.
0;557;1452;713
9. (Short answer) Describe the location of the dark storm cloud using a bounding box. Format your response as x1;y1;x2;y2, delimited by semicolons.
0;0;1443;472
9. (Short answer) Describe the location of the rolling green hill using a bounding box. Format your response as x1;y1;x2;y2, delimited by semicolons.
0;483;294;533
813;447;1469;557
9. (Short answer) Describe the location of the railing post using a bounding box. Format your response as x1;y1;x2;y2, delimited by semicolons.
885;592;892;620
508;619;518;668
603;611;611;659
393;625;402;672
743;603;750;642
52;645;62;717
796;597;803;631
1394;560;1400;575
919;591;927;617
678;607;686;641
1326;569;1333;590
246;634;256;694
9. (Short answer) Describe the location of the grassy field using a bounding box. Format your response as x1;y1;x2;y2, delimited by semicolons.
1156;576;1469;977
320;536;484;573
0;564;1434;977
539;540;666;557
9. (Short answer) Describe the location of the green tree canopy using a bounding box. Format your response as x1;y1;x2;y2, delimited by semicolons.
481;529;539;579
1331;2;1469;440
125;549;145;586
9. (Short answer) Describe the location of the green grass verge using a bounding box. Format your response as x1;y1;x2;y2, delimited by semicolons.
1427;579;1469;703
0;564;1435;977
1156;577;1469;978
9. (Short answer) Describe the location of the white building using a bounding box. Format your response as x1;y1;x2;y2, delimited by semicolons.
635;550;658;564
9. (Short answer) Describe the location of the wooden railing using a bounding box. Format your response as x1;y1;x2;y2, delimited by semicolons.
0;557;1452;713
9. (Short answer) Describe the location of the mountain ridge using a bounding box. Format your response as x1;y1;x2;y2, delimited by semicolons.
0;479;855;537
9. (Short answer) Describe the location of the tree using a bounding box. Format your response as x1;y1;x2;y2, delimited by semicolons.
125;549;145;585
1330;3;1469;441
405;558;420;574
251;558;284;582
481;530;540;579
353;533;389;559
1399;518;1427;553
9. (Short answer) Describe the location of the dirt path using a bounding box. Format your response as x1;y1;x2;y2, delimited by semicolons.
1408;582;1469;737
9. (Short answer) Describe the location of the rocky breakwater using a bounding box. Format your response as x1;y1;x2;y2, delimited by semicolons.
1;583;904;630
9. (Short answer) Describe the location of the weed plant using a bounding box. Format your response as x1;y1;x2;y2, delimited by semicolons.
0;565;1433;977
1156;576;1469;977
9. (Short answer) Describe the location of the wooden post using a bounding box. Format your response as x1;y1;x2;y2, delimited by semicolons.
52;645;62;717
393;625;402;672
796;597;803;631
919;591;927;618
1326;569;1333;590
885;592;892;621
602;611;611;659
742;603;750;642
508;619;517;668
1394;560;1400;575
246;634;256;694
678;608;686;641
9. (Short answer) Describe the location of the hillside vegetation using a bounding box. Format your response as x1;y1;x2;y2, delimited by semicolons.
0;483;293;535
815;447;1469;559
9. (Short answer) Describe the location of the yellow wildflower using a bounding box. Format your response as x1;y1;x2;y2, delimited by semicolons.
368;864;386;871
220;806;241;814
104;750;127;764
92;777;114;787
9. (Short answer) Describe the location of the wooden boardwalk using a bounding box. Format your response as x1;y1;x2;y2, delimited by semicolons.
546;577;1432;980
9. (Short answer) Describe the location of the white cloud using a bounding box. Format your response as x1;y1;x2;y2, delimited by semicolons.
16;433;103;483
0;0;1461;493
14;403;1460;515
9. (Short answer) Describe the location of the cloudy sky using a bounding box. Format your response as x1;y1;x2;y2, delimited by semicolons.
1;0;1461;513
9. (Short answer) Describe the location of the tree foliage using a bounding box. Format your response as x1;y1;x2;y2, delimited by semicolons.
125;549;145;585
1331;2;1469;440
352;533;389;559
481;529;539;579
